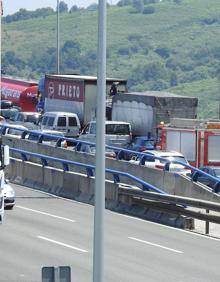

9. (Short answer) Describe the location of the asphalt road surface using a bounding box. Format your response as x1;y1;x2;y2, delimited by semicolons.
1;183;220;282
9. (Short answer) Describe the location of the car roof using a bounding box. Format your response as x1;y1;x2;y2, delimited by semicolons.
6;124;28;130
142;150;185;157
43;112;78;116
134;136;155;140
18;112;41;116
201;166;220;169
89;121;130;125
29;129;64;135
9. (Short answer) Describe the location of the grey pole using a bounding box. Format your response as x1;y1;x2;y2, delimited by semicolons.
93;0;106;281
56;0;60;74
0;3;2;98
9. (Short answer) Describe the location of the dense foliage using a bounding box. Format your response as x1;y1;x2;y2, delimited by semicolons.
2;0;220;118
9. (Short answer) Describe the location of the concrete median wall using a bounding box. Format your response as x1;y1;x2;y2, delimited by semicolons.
7;158;118;208
6;157;192;229
3;136;220;203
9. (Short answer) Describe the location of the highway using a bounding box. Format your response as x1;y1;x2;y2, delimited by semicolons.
1;183;220;282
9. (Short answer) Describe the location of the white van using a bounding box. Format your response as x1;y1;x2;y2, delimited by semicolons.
40;112;81;138
79;121;132;148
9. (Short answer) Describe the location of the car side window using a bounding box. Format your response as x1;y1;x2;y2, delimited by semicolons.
17;114;24;122
145;154;155;162
69;117;77;126
48;117;55;126
42;116;48;126
57;117;66;127
90;123;96;134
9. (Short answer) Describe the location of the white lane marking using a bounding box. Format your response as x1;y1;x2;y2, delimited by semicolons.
115;212;220;242
16;206;75;223
38;236;88;253
14;184;220;242
128;236;183;254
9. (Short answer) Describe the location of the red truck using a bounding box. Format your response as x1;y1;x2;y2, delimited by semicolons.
0;76;38;112
157;118;220;168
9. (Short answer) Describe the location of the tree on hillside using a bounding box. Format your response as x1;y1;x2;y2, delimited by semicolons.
58;1;68;13
69;5;78;13
117;0;133;6
132;0;144;13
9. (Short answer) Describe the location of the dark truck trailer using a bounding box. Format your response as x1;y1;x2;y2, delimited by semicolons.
111;91;198;137
43;74;127;126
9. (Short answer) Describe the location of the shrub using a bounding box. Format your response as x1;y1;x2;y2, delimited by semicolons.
143;6;155;14
132;0;144;13
117;0;133;6
117;47;130;55
155;47;170;58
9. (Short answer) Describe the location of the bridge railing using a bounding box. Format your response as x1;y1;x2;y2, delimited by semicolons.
2;124;220;193
10;147;166;194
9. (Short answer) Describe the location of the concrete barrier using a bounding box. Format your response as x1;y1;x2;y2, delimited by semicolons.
6;157;193;229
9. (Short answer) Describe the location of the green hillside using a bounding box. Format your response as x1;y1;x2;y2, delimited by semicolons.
2;0;220;118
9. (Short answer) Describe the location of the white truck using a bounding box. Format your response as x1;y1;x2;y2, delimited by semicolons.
40;74;127;127
0;142;10;223
111;91;198;137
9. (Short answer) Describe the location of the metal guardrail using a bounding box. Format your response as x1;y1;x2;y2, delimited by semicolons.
2;124;220;193
9;147;166;194
120;187;220;235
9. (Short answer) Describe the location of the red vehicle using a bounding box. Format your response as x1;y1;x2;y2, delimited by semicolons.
157;118;220;168
0;76;38;112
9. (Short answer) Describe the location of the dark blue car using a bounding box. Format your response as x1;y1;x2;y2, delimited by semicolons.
197;166;220;188
124;136;155;160
128;136;155;152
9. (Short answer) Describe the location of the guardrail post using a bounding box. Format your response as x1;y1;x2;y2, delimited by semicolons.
75;142;81;151
86;168;94;177
116;150;124;160
56;138;62;147
113;173;120;183
62;163;69;172
41;158;48;167
39;135;44;143
21;153;28;161
213;182;220;193
140;156;146;165
164;162;170;171
21;131;28;139
205;209;209;235
142;184;150;191
191;171;199;182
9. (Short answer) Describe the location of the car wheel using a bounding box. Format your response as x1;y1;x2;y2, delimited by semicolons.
5;205;14;210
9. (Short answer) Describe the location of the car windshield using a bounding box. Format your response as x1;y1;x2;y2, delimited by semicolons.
26;114;40;123
106;124;130;135
7;129;23;136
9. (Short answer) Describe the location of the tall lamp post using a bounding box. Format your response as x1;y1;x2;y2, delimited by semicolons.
93;0;106;282
56;0;60;74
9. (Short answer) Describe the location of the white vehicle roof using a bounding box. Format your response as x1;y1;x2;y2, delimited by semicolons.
30;129;65;136
142;150;185;157
6;124;28;130
89;120;131;125
19;112;41;116
43;112;79;117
